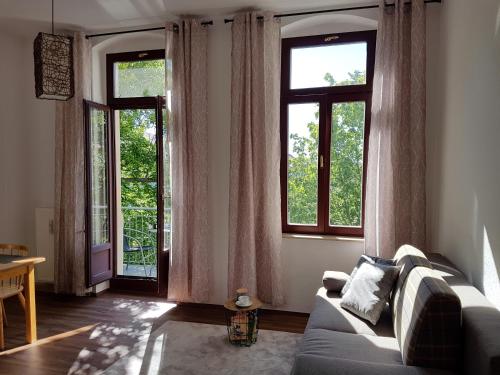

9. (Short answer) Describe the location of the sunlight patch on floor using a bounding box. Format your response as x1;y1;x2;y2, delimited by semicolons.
146;333;166;375
0;324;97;356
139;302;177;319
68;302;175;374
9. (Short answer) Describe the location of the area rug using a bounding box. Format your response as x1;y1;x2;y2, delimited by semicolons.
104;321;302;375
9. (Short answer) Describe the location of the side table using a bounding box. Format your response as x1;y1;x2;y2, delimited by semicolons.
224;296;263;347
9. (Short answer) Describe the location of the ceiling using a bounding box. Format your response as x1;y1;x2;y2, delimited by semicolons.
0;0;373;32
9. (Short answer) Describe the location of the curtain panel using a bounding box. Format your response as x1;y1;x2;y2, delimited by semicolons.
364;0;427;258
166;20;210;303
54;32;91;295
228;12;284;306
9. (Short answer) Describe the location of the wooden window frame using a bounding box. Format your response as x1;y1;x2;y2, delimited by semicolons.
106;49;165;109
280;30;376;237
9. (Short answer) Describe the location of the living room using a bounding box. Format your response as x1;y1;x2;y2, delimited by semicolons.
0;0;499;374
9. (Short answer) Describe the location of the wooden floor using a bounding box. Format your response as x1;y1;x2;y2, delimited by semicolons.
0;291;308;374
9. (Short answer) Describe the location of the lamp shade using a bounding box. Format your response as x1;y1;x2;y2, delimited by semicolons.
34;32;74;100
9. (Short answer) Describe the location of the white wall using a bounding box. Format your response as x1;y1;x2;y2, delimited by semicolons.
0;29;55;260
426;0;500;310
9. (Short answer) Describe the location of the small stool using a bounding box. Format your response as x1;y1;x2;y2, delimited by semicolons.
224;296;263;347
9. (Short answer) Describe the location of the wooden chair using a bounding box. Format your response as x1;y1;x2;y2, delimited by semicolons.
0;244;27;327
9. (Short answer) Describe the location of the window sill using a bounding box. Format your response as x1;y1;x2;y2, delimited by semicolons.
282;233;364;242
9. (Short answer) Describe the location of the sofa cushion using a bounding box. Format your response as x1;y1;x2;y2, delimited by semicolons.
341;261;400;325
429;253;500;375
391;245;435;346
322;270;349;292
393;245;433;287
392;265;462;370
291;354;453;375
307;287;394;337
298;328;403;365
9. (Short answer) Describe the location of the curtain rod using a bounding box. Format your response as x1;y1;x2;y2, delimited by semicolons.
85;0;440;38
224;0;441;23
85;21;213;39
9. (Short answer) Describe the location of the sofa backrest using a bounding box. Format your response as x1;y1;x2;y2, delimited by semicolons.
393;245;433;287
391;245;462;371
428;253;500;375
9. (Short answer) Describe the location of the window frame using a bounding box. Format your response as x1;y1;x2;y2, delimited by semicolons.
106;49;165;109
280;30;376;237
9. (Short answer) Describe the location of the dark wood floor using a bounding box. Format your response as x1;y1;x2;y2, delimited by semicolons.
0;291;308;374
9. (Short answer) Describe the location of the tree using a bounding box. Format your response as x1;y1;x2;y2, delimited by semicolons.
287;71;366;226
119;108;157;209
116;60;165;97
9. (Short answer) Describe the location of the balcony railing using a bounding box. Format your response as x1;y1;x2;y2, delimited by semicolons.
122;206;171;276
91;205;171;277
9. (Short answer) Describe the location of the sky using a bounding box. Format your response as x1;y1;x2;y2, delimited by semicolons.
290;42;367;89
288;42;367;147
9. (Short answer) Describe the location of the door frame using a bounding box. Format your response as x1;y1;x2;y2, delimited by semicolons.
105;49;168;296
108;101;168;296
156;96;169;297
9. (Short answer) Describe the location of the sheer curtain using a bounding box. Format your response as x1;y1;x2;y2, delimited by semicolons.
364;0;427;258
166;20;210;303
228;12;284;306
54;32;91;295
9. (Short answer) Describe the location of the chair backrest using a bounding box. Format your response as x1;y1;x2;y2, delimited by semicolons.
0;243;29;289
0;243;28;257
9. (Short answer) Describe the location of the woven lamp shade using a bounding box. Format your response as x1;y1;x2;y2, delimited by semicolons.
34;32;74;100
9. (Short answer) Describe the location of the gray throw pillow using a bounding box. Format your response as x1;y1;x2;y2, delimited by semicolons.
341;255;395;296
340;261;400;325
322;271;350;292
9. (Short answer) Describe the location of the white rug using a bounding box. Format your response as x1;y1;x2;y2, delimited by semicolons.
104;321;302;375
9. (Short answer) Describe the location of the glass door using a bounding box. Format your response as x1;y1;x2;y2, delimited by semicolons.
159;96;170;296
106;49;168;295
85;100;113;287
111;97;169;295
115;108;159;279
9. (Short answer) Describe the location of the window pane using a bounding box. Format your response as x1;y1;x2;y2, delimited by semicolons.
290;43;367;89
114;59;165;98
117;109;158;278
90;108;110;245
329;102;365;227
287;103;319;225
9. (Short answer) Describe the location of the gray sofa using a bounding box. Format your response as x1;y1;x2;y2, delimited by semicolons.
291;245;500;375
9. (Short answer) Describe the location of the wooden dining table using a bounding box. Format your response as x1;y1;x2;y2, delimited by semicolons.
0;255;45;350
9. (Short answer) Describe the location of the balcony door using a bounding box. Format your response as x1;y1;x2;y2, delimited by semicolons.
106;50;168;295
80;49;169;295
85;101;114;287
111;98;169;295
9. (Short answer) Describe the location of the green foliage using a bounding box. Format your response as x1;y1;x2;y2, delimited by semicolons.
116;60;165;97
119;109;157;209
287;107;320;225
330;100;365;226
287;71;366;227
